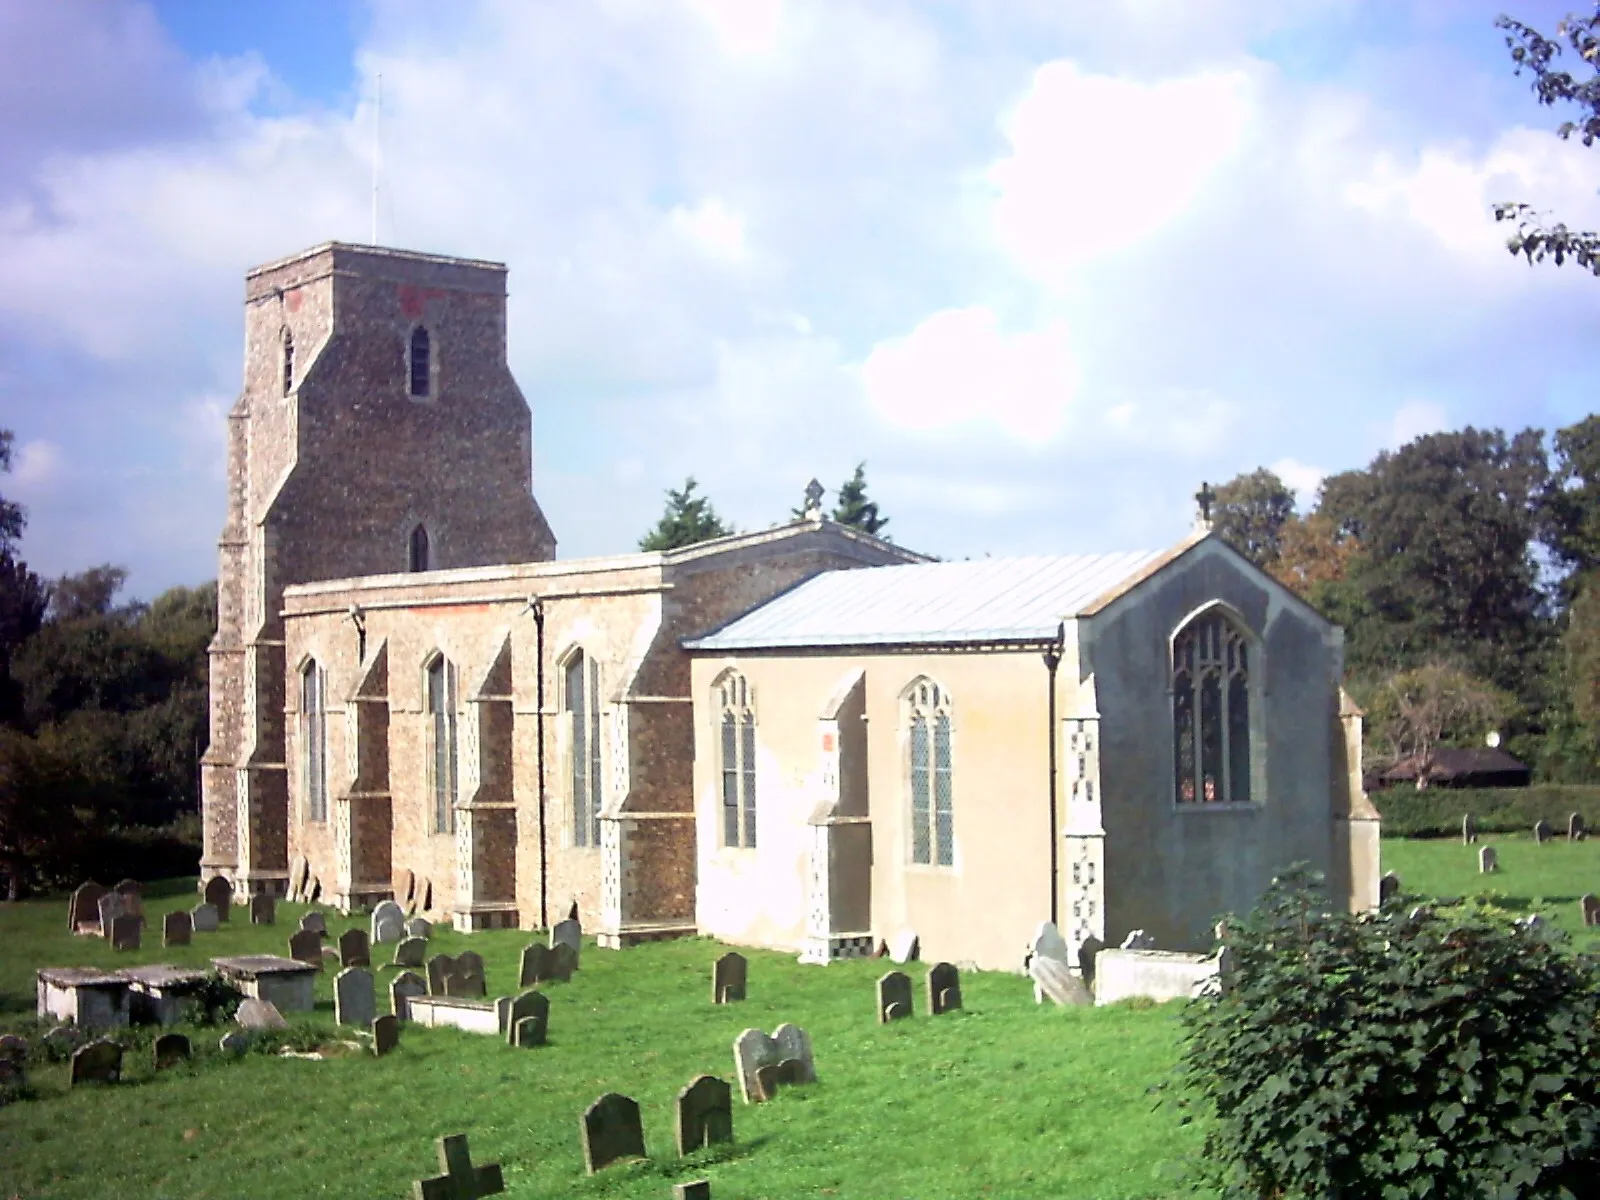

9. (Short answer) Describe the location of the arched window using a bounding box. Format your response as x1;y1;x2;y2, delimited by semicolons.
409;326;431;398
565;650;603;847
301;660;326;822
409;524;430;573
716;671;757;848
426;656;458;833
905;677;953;866
1172;610;1252;805
281;327;295;397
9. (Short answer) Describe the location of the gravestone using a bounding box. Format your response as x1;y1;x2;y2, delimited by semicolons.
373;1014;399;1056
452;951;487;998
1582;894;1600;927
505;990;550;1046
289;929;324;966
336;967;377;1027
1378;872;1401;904
43;1026;83;1056
391;971;428;1020
395;937;427;968
289;855;310;902
153;1032;190;1069
1030;955;1091;1006
299;911;327;936
1480;846;1499;873
412;1133;503;1200
1029;920;1070;967
550;918;582;963
886;928;919;963
113;880;144;924
109;914;141;951
519;944;552;987
1120;930;1156;950
249;894;276;925
674;1074;733;1156
399;869;416;907
339;928;371;968
675;1182;712;1200
0;1034;28;1065
191;902;219;932
70;1039;123;1086
927;962;962;1014
581;1092;647;1174
236;998;288;1030
548;943;577;982
427;954;455;996
1534;819;1553;845
712;952;747;1004
68;881;107;931
371;900;405;945
1463;813;1478;844
732;1024;816;1104
877;971;913;1022
97;892;128;939
218;1030;250;1056
163;910;192;947
1570;812;1587;842
405;917;432;940
203;875;233;919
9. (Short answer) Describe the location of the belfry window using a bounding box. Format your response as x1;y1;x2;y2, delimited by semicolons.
565;650;603;847
716;671;757;849
409;326;431;398
282;328;295;397
906;677;953;866
408;524;430;573
301;660;326;822
1172;611;1252;805
426;656;458;834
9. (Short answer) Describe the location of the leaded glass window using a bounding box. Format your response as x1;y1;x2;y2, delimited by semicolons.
717;671;757;848
301;660;326;823
426;656;458;833
409;326;431;397
906;678;953;866
566;650;603;847
1173;612;1251;805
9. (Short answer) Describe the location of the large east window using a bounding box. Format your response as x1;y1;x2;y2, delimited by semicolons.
905;677;953;866
1172;610;1252;806
301;660;326;822
565;650;603;847
426;655;458;833
716;671;757;848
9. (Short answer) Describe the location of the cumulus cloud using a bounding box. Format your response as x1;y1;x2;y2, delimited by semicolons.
11;439;63;489
682;0;785;57
669;196;748;261
1270;457;1327;511
1388;400;1450;449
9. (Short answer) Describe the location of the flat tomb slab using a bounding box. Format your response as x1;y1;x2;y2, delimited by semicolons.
211;955;318;1013
119;965;210;1026
36;968;132;1029
1093;950;1220;1006
406;995;507;1037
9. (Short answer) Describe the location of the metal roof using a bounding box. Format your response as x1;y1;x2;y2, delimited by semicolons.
684;550;1170;651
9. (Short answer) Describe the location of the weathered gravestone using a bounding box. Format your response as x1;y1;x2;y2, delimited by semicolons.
299;911;327;935
203;875;233;919
506;990;550;1047
550;918;582;963
674;1181;712;1200
405;917;432;940
412;1133;504;1200
236;998;288;1031
0;1034;27;1090
885;928;919;963
1120;929;1156;950
68;881;106;932
163;910;192;947
1378;872;1402;904
427;954;454;995
218;1030;250;1056
43;1026;83;1056
519;944;553;987
581;1092;647;1174
391;971;428;1020
97;892;128;940
1582;894;1600;927
1463;813;1478;844
70;1039;123;1086
674;1074;733;1157
109;914;141;951
1534;819;1553;845
339;928;371;968
548;942;577;982
249;894;276;925
712;952;747;1004
732;1024;815;1104
395;937;427;968
373;1014;400;1057
289;929;324;966
1480;845;1499;873
927;962;962;1014
289;855;310;902
453;951;487;998
877;971;913;1022
153;1032;190;1069
1030;954;1092;1006
336;967;377;1027
372;900;405;945
1570;812;1587;842
113;879;143;921
1029;919;1070;968
190;903;219;933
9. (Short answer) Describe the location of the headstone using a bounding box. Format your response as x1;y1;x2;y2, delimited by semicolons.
371;900;405;945
550;917;582;963
877;971;913;1022
391;971;428;1020
373;1014;399;1056
548;943;577;983
405;917;432;940
236;998;288;1030
1479;845;1499;873
109;914;141;951
43;1026;83;1056
289;929;324;966
927;962;962;1014
581;1092;647;1174
113;879;144;922
0;1034;28;1089
1534;819;1553;845
249;894;276;925
399;869;416;907
519;944;552;987
451;951;487;998
412;1133;504;1200
339;928;371;968
675;1182;712;1200
395;937;427;968
1076;934;1104;984
1570;812;1587;842
1029;920;1070;967
68;881;107;931
505;990;550;1046
1378;872;1401;904
163;910;193;947
289;855;310;902
70;1039;123;1086
674;1075;733;1156
97;892;128;939
886;928;919;963
218;1030;250;1056
1030;954;1091;1006
203;875;233;919
153;1032;190;1069
1120;929;1156;950
771;1024;815;1083
0;1033;28;1065
427;954;455;996
299;911;327;936
1582;894;1600;927
1462;813;1478;844
191;903;219;933
335;967;377;1027
712;952;747;1004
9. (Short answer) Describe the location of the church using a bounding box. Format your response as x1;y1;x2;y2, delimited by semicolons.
200;241;1380;974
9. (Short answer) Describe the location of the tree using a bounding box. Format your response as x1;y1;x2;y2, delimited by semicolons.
638;477;733;551
0;429;46;728
831;462;890;537
1541;413;1600;585
0;430;24;557
1269;511;1363;600
48;564;139;623
1566;569;1600;736
1356;662;1512;787
1212;469;1296;568
1493;7;1600;274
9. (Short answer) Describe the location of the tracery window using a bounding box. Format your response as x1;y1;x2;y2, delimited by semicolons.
426;655;458;834
282;327;295;397
301;660;326;822
906;677;953;866
409;326;431;398
408;524;430;573
1172;610;1252;806
565;650;603;847
716;671;757;848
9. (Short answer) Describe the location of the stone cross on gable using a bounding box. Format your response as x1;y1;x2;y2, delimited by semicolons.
1194;481;1217;529
802;478;825;521
412;1134;504;1200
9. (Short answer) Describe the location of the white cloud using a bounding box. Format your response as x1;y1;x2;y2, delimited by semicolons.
682;0;784;58
669;196;747;261
12;440;63;489
1389;400;1449;448
1270;457;1326;511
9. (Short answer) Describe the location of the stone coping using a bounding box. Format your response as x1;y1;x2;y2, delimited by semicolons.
212;955;320;978
37;967;127;988
411;995;496;1012
119;965;210;987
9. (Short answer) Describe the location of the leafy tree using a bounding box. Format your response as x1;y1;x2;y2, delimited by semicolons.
48;564;140;623
1212;469;1296;567
638;477;732;551
1566;569;1600;736
1355;662;1512;787
1269;511;1363;600
831;462;890;537
1542;413;1600;585
0;430;47;728
1494;6;1600;274
0;430;24;556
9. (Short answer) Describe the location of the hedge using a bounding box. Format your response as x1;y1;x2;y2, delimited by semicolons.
1373;784;1600;839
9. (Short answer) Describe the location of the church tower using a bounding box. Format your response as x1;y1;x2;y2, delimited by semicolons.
201;243;557;900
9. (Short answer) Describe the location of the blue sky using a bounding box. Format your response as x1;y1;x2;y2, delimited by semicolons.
2;0;1597;599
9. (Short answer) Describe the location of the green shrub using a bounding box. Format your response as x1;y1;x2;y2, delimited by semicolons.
1177;868;1600;1199
1372;784;1600;838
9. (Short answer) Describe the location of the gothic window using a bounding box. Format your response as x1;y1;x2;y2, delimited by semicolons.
1172;610;1252;806
300;660;326;822
565;650;603;847
409;326;431;398
281;327;294;397
426;655;458;834
905;677;953;866
716;671;757;848
408;524;430;573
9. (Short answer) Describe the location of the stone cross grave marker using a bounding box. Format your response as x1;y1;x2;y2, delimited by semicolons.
373;1014;400;1056
250;894;276;925
336;967;377;1027
1534;819;1553;844
339;928;371;968
1030;954;1091;1006
1463;813;1478;844
300;911;327;935
236;998;288;1030
97;892;128;940
391;971;427;1020
1582;894;1600;927
732;1024;816;1104
412;1133;504;1200
405;917;432;940
110;914;141;951
153;1032;190;1069
1570;812;1587;842
68;881;106;932
203;875;233;920
582;1092;647;1174
289;929;324;967
372;900;406;945
395;937;427;968
713;952;747;1004
506;990;550;1047
877;971;913;1022
163;910;192;947
674;1075;733;1157
70;1039;123;1087
1378;872;1401;904
927;962;962;1014
1480;845;1499;873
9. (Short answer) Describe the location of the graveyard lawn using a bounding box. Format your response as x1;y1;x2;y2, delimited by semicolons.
0;881;1203;1199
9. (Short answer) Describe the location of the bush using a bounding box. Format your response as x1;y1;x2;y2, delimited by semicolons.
1177;868;1600;1200
1372;784;1600;838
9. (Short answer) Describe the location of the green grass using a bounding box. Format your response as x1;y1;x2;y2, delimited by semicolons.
0;882;1207;1200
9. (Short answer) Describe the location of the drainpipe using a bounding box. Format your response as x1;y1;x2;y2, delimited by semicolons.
1042;621;1065;928
531;596;548;931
